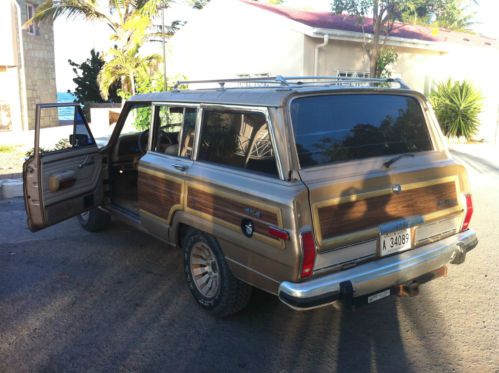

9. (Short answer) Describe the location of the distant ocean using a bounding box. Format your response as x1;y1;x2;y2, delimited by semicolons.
57;92;77;121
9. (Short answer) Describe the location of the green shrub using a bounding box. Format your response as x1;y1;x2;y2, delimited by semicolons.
429;79;483;141
0;145;16;153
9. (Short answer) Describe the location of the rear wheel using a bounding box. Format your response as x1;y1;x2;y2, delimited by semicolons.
78;207;111;232
183;230;252;317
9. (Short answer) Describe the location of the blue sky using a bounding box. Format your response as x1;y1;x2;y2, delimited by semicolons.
54;0;499;91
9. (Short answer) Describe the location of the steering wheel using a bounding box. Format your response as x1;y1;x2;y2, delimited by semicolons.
137;129;150;155
137;127;174;155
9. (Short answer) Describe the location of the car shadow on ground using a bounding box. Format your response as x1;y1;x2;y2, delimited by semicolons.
0;215;458;372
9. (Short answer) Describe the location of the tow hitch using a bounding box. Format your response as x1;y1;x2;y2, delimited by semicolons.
396;266;448;297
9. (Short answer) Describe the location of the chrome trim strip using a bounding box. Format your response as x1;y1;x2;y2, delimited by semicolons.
151;102;201;108
193;107;203;161
278;229;477;310
378;215;424;234
148;104;156;152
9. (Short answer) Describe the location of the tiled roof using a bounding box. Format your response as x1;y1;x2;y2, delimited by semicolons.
242;0;498;47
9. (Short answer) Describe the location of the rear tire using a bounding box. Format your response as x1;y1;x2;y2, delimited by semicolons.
183;230;252;317
78;207;111;232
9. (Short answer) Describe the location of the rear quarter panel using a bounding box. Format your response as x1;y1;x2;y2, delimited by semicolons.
171;162;308;294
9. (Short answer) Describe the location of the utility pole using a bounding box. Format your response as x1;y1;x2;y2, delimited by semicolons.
161;7;167;90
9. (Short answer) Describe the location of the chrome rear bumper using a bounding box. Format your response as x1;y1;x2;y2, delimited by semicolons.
278;229;478;310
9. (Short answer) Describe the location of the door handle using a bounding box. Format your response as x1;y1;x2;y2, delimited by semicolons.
172;164;189;172
78;156;95;169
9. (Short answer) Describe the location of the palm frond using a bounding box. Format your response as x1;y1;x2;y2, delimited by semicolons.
25;0;117;32
430;79;483;140
136;0;170;18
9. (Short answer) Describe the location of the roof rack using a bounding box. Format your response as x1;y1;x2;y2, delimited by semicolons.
172;75;410;90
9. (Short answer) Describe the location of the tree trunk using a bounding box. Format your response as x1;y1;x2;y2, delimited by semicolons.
130;73;136;96
369;48;378;77
370;0;383;78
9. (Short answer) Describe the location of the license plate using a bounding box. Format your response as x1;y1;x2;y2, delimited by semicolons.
367;289;391;304
380;228;412;256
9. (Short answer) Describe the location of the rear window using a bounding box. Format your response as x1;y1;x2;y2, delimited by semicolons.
290;94;433;168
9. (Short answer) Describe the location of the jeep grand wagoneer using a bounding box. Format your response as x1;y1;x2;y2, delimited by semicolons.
23;76;478;316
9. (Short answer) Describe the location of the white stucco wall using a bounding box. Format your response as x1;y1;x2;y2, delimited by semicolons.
304;36;443;92
166;0;306;81
0;1;18;67
428;45;499;142
166;0;498;143
306;36;499;142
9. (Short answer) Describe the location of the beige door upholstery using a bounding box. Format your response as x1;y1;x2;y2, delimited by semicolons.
24;146;103;231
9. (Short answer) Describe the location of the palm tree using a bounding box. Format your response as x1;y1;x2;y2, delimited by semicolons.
98;45;161;99
28;1;166;35
26;0;168;97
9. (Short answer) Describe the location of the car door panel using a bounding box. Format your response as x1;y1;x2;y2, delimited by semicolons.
137;153;192;243
23;103;103;231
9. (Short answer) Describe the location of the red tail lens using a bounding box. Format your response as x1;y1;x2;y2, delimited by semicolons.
461;194;473;231
300;231;316;279
267;226;290;241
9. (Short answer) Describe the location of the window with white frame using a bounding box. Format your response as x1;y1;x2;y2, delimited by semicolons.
236;73;271;87
336;70;370;78
26;3;37;35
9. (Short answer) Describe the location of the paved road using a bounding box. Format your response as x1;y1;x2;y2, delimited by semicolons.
1;152;498;372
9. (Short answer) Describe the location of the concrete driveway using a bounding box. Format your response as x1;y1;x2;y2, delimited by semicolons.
0;145;498;372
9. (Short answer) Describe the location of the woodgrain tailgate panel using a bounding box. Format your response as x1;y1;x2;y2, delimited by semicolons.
318;181;457;240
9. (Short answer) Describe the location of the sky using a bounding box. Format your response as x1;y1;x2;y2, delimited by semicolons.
53;0;499;92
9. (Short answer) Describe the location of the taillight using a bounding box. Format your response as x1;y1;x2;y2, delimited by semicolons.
267;226;290;241
300;231;316;279
461;193;473;231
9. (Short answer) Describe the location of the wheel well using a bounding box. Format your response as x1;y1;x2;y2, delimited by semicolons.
177;223;192;248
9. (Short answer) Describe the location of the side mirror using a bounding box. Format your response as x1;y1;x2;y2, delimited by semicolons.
69;133;90;147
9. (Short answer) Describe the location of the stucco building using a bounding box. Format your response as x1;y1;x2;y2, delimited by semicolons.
0;0;57;132
166;0;499;143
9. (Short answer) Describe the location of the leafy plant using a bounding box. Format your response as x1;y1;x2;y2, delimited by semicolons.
98;45;161;100
27;0;168;99
67;49;121;119
399;0;476;30
68;49;121;105
25;138;72;158
26;1;203;101
429;79;482;140
376;48;398;78
332;0;475;77
0;145;16;153
122;72;187;131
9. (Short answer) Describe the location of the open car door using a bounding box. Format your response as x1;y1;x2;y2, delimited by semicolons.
23;103;103;232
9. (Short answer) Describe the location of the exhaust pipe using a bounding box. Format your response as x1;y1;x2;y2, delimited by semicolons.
450;243;467;264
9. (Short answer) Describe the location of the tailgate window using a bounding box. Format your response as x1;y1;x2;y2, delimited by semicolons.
290;94;433;168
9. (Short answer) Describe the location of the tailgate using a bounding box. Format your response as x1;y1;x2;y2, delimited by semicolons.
303;160;469;274
288;91;469;274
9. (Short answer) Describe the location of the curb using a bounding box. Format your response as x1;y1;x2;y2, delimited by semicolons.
0;178;23;200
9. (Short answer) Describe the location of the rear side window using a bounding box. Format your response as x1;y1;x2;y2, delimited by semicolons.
290;94;433;168
198;110;278;177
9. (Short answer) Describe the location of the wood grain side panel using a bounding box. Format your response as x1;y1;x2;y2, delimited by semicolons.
187;186;279;240
318;181;457;239
138;171;182;221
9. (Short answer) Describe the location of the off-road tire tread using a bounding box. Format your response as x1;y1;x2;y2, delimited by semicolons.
183;230;252;317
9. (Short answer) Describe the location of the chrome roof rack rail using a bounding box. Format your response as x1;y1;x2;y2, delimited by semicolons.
172;76;410;90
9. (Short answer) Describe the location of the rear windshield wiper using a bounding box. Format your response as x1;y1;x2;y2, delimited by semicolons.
383;153;415;168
